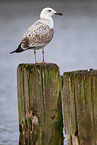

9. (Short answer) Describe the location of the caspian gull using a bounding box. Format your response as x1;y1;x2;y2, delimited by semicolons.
10;7;63;63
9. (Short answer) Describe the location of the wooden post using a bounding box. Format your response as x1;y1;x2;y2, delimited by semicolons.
17;63;63;145
62;69;97;145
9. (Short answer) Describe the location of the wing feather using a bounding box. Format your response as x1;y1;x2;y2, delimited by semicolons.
21;20;54;50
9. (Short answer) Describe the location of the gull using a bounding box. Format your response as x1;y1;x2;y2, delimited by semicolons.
10;7;63;63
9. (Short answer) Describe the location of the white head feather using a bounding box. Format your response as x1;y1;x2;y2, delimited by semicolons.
40;7;62;28
40;7;57;18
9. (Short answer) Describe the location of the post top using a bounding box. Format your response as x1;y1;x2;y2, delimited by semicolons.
17;63;59;73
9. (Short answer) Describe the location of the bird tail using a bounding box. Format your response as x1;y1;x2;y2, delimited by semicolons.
10;50;16;54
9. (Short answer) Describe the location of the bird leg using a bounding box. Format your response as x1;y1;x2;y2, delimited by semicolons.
42;48;44;63
34;50;37;63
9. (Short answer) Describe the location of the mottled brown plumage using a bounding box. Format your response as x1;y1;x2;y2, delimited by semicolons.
21;27;54;50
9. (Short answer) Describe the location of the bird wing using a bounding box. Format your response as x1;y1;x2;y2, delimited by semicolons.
21;21;54;50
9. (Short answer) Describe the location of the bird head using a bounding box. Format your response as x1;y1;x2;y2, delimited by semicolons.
40;7;63;19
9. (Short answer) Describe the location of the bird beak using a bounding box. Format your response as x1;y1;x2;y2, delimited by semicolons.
54;12;63;16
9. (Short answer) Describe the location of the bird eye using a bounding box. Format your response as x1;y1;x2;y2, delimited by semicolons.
48;10;51;12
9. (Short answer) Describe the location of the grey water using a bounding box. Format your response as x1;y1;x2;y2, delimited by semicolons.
0;0;97;144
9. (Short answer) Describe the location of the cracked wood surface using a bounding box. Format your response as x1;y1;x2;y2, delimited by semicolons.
17;63;63;145
62;70;97;145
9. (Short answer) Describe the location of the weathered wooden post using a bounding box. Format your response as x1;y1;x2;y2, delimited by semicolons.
62;69;97;145
17;63;63;145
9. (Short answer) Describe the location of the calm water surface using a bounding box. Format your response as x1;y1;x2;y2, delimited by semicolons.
0;1;97;144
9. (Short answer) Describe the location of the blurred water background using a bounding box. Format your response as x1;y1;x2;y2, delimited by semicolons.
0;0;97;144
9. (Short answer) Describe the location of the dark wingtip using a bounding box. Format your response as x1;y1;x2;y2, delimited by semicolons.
10;50;16;54
10;43;25;54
